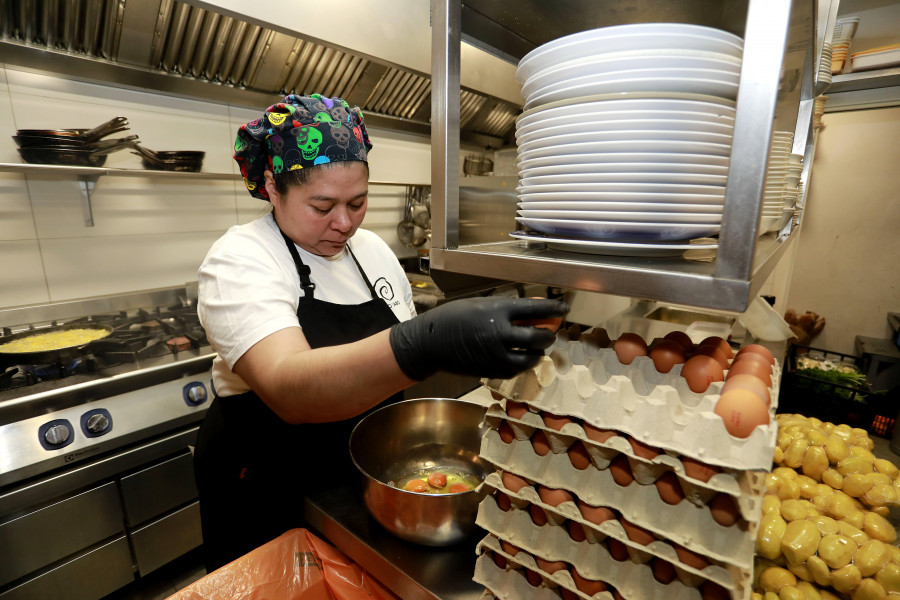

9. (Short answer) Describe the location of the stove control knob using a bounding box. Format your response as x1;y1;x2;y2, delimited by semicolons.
86;413;110;434
186;384;207;405
44;424;71;446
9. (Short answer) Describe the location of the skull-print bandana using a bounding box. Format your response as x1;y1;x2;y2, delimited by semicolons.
233;93;373;200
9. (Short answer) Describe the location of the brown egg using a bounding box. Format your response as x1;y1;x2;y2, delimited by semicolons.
538;485;573;507
572;568;608;595
495;492;512;512
649;339;687;373
680;456;721;483
542;412;575;431
651;558;677;584
628;436;660;460
654;471;685;505
506;400;529;419
500;540;520;556
673;544;711;570
501;471;530;493
583;423;617;443
691;345;729;370
568;441;592;471
560;589;579;600
607;538;630;562
577;501;615;525
721;373;771;407
620;517;655;545
567;519;587;542
536;556;568;574
498;420;515;444
698;336;733;359
714;389;770;438
735;343;775;365
525;568;543;587
680;355;725;393
612;590;626;600
708;493;740;527
725;358;772;387
531;430;552;456
700;581;730;600
613;332;649;365
492;550;508;569
663;330;694;353
609;455;634;487
529;503;549;526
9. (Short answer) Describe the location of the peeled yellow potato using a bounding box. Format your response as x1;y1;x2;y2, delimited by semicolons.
760;566;798;593
818;534;858;569
831;564;863;594
863;511;897;543
758;512;789;560
782;520;822;565
852;578;887;600
854;539;891;577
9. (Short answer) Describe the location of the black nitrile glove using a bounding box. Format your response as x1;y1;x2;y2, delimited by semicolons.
389;296;569;380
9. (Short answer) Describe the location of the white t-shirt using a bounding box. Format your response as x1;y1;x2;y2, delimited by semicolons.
198;212;416;397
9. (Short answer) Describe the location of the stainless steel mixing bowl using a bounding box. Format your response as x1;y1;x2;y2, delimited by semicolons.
349;397;491;546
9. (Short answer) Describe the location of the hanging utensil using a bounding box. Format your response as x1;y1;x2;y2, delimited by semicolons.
412;186;431;229
397;186;427;248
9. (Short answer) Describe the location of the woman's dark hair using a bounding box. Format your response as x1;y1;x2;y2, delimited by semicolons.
272;160;370;196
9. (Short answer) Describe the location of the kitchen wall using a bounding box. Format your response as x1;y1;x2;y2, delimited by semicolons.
0;65;433;313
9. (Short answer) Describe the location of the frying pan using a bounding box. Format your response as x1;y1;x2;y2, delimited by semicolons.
16;116;129;143
0;323;113;366
132;143;205;172
18;137;137;167
13;128;131;149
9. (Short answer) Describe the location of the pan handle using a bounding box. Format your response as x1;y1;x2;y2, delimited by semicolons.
81;116;129;142
86;134;140;151
89;137;141;156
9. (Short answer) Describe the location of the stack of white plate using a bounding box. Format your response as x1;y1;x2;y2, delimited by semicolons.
512;23;744;256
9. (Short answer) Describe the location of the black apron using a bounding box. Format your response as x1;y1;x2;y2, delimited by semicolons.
193;229;402;572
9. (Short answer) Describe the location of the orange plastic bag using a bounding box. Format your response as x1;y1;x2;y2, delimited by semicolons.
168;528;399;600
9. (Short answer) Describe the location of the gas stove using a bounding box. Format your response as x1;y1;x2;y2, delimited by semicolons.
0;287;216;488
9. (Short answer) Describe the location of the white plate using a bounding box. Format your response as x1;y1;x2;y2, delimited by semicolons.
517;191;726;205
518;139;733;161
521;48;741;99
517;182;726;196
517;24;744;84
518;152;731;170
516;216;720;241
509;230;717;257
517;129;734;152
519;161;730;177
520;172;728;186
525;74;739;109
517;116;734;141
517;95;736;129
518;200;725;213
518;209;722;223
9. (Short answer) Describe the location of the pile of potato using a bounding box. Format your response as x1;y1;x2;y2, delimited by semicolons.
753;414;900;600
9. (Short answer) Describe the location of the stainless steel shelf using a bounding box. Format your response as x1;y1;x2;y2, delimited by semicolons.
829;66;900;92
430;0;815;314
431;231;795;312
0;162;236;180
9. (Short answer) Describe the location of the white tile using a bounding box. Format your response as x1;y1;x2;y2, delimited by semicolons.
0;66;8;89
0;174;36;241
0;84;20;163
40;232;224;301
28;176;239;238
0;240;50;308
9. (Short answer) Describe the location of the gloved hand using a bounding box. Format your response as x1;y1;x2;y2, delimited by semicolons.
389;296;569;381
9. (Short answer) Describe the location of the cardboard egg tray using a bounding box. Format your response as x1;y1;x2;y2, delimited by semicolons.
483;330;781;471
484;405;765;515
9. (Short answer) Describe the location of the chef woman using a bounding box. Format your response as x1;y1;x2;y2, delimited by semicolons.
194;93;568;571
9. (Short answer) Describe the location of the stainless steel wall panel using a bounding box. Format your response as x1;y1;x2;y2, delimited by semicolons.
0;482;124;587
0;536;134;600
131;501;202;576
119;451;198;527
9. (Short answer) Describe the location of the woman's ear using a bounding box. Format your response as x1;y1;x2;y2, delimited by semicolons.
263;170;278;204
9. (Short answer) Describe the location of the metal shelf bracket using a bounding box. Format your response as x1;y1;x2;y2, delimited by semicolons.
77;174;100;227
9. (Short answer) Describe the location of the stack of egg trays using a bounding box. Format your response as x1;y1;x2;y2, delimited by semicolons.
472;326;780;600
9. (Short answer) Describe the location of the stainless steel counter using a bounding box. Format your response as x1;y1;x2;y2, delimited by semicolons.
305;484;484;600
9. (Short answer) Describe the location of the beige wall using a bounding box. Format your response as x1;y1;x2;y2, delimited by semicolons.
775;106;900;355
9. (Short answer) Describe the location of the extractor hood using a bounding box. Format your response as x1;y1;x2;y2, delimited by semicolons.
0;0;521;147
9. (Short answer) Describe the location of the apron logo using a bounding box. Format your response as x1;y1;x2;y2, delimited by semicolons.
373;277;394;302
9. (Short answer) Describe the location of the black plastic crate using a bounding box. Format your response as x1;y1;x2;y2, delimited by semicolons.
778;344;895;438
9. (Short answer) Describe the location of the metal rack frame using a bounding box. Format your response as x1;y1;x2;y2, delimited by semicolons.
428;0;816;313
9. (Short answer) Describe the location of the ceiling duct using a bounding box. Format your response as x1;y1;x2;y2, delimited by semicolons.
0;0;519;147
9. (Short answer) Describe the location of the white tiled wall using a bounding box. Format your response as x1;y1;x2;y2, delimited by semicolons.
0;66;428;311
